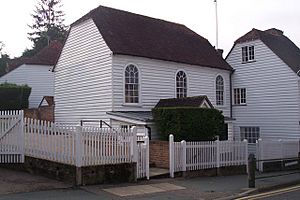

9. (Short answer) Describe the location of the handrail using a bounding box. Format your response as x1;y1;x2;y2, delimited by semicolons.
80;119;112;128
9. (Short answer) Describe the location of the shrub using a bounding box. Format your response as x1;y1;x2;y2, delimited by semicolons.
152;107;225;141
0;82;31;110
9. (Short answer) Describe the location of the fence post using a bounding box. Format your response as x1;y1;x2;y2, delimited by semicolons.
131;126;138;163
279;139;284;170
181;140;187;176
145;136;150;180
248;154;256;188
20;110;25;163
75;126;83;186
257;138;263;172
243;139;249;174
298;152;300;172
169;134;174;178
216;138;220;175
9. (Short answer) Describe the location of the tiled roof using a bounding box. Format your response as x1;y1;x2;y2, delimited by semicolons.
6;41;63;73
38;96;54;107
71;6;232;71
234;28;300;74
155;95;214;108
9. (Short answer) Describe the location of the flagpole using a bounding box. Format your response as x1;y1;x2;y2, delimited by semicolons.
214;0;219;49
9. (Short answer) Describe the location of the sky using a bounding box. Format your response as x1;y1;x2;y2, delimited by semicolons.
0;0;299;58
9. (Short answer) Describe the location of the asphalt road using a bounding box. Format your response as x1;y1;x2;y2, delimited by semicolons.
237;184;300;200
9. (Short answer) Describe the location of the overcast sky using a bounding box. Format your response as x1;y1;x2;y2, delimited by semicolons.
0;0;299;58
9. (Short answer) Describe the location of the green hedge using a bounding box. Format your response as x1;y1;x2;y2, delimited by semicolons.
152;107;226;141
0;83;31;110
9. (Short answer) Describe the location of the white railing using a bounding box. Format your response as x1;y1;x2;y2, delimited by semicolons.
256;139;300;172
24;118;138;167
169;134;248;177
137;136;149;180
0;110;24;163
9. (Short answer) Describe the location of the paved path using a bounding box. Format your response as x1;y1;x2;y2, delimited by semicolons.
0;168;71;195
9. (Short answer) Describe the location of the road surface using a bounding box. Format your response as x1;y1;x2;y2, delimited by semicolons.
237;184;300;200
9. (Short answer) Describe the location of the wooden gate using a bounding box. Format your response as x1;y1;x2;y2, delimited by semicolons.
137;136;150;180
0;110;24;163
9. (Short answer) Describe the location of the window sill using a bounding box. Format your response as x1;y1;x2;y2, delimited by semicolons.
242;60;256;64
122;103;143;108
233;104;247;106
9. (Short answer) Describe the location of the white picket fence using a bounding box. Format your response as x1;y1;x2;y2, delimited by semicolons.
24;118;138;167
0;110;24;163
169;134;248;177
256;139;300;172
137;136;150;180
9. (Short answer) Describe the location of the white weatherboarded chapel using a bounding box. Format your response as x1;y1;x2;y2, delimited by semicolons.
54;5;234;139
0;41;62;108
226;28;300;153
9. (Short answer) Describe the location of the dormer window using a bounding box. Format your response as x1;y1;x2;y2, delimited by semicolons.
242;46;254;63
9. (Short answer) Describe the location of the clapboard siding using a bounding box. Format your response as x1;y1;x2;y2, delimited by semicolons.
227;40;300;140
0;64;54;108
112;55;231;117
54;19;113;125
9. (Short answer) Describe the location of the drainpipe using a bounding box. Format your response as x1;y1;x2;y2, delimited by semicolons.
230;69;235;118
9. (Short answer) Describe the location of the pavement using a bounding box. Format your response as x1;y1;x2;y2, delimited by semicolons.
0;167;300;199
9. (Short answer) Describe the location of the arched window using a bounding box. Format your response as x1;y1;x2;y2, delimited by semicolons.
125;64;139;103
176;70;187;98
216;75;224;105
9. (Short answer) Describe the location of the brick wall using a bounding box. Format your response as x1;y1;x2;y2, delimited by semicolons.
149;140;169;169
24;106;54;122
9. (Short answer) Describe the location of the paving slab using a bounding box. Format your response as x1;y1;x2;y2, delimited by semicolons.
103;183;184;197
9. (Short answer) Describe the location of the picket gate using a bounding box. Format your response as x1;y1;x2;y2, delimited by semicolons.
0;110;24;163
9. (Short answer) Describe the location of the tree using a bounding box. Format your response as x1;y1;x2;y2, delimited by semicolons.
24;0;67;57
0;41;10;76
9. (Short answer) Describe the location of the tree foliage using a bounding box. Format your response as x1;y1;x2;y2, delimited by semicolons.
24;0;67;57
0;41;10;76
0;83;31;110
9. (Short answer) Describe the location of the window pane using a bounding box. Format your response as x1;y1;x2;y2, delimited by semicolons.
240;126;260;143
125;65;139;103
176;70;187;98
216;75;224;105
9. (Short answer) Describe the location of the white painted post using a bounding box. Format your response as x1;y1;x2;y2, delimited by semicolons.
145;136;150;180
75;126;83;167
75;126;83;186
216;138;220;173
181;140;187;173
131;126;138;163
20;110;25;163
169;134;174;178
243;139;249;174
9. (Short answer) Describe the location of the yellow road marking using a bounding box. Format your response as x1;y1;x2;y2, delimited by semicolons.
236;184;300;200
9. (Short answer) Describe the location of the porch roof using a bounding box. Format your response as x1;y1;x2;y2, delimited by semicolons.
106;111;153;125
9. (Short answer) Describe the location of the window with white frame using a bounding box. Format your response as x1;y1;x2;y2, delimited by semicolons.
242;46;255;63
216;75;224;105
120;124;133;130
125;64;139;103
176;70;187;98
240;127;260;143
234;88;246;105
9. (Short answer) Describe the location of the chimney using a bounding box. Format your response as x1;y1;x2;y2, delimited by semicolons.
265;28;284;36
216;49;224;57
